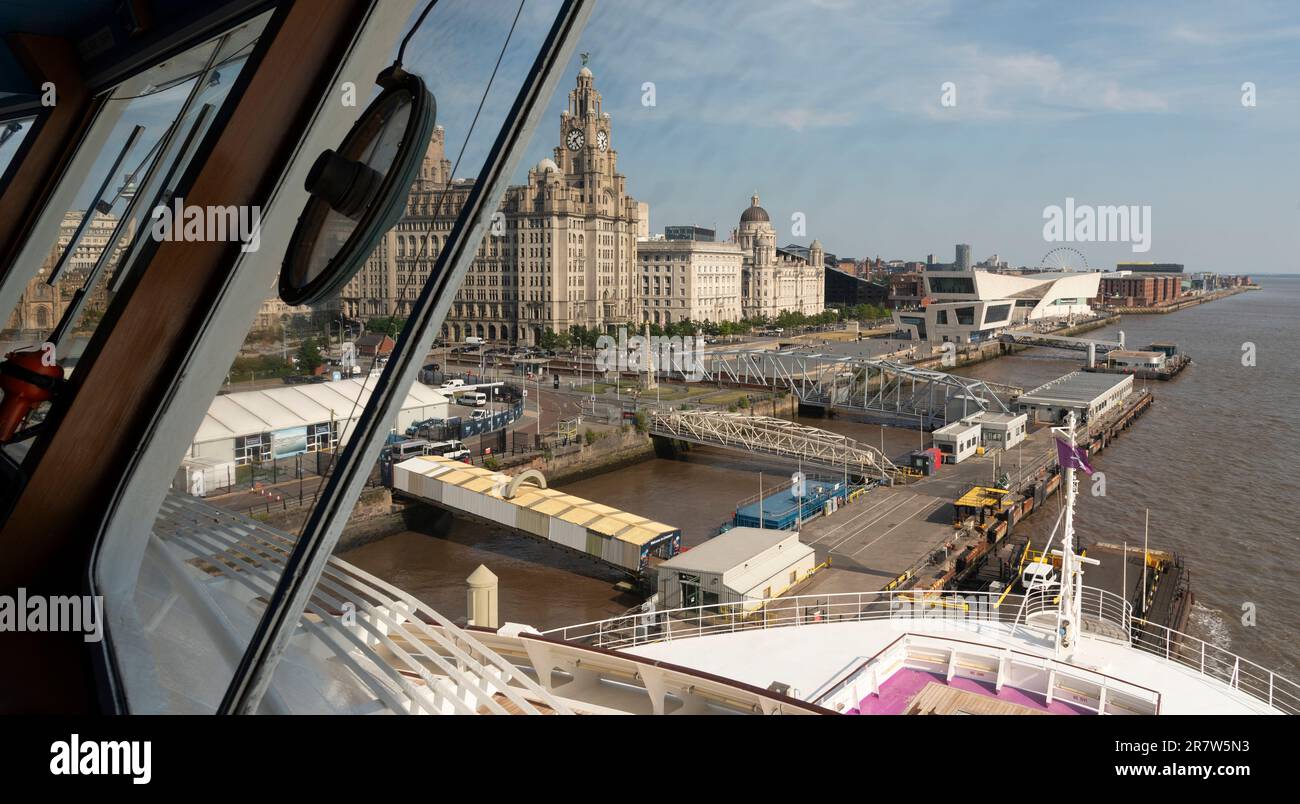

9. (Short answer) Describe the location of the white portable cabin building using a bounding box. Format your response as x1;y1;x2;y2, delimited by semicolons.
1014;371;1133;425
967;411;1028;450
931;419;983;464
1106;350;1166;371
655;527;815;612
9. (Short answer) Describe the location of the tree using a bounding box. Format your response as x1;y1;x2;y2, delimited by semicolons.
567;325;603;349
297;337;324;372
539;328;572;351
366;315;406;334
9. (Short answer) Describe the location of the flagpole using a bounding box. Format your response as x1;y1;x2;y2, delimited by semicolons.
1142;508;1149;617
1122;539;1128;614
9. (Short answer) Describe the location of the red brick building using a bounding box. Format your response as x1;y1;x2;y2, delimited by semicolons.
889;272;926;308
1094;275;1181;307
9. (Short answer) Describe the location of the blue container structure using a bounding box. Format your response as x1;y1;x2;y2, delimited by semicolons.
733;478;853;530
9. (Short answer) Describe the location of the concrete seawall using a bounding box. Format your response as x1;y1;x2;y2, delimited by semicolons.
250;486;449;553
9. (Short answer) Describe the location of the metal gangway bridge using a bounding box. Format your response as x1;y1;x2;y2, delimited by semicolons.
998;330;1126;366
647;409;900;484
660;348;1021;428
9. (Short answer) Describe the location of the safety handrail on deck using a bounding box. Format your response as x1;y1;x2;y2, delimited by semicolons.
541;587;1298;714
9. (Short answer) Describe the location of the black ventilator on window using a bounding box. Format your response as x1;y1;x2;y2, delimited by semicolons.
278;67;436;305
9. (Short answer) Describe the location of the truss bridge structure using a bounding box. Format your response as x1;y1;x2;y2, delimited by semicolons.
647;409;899;484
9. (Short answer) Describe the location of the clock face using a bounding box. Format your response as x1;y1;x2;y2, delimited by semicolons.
596;130;608;151
566;128;585;150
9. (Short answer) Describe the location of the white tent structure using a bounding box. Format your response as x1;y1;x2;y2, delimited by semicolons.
187;377;449;466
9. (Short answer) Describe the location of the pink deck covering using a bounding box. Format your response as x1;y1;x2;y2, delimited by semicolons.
848;668;1091;715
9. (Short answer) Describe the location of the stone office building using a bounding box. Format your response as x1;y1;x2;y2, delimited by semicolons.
338;67;642;346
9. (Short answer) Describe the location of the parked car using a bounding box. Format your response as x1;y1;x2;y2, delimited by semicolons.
469;409;490;421
405;417;440;436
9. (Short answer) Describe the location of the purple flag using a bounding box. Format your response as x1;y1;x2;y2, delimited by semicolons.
1055;437;1094;474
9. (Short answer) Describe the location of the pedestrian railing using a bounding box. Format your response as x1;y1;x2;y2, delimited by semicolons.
541;586;1298;714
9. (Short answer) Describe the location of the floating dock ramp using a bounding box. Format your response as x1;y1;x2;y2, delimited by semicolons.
392;455;681;575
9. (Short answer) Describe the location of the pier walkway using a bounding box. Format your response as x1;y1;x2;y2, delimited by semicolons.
791;388;1155;594
696;349;1020;427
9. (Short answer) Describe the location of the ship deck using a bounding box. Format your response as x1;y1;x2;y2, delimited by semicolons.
622;618;1280;714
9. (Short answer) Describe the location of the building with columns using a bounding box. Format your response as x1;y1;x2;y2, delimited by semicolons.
337;67;641;346
637;236;744;326
3;210;130;335
735;194;824;319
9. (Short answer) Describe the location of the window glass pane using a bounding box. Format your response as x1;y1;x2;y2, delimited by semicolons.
2;23;263;424
0;115;36;181
110;0;570;713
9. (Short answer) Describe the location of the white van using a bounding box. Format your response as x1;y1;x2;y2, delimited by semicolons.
429;440;470;460
465;336;484;347
439;378;465;391
456;391;487;407
392;439;431;460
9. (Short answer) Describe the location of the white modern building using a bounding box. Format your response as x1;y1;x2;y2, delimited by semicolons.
655;527;815;612
893;269;1102;344
637;237;744;325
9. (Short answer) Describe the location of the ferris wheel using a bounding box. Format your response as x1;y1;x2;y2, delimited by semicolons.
1038;247;1088;272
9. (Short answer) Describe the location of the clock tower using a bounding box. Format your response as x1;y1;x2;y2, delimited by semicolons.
555;65;614;183
525;64;637;338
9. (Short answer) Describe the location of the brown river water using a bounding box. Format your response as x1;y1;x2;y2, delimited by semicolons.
343;278;1300;675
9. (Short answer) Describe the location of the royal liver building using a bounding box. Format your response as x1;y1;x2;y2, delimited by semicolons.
338;67;641;346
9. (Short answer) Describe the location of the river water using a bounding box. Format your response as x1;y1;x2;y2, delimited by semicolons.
953;280;1300;679
343;279;1300;676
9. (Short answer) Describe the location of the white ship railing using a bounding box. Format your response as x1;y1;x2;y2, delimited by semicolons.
542;589;1128;648
1129;617;1299;715
542;587;1300;714
809;632;1163;715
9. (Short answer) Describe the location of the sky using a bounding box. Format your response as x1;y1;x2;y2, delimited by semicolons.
409;0;1300;274
23;0;1300;275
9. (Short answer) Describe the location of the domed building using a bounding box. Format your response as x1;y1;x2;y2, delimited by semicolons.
735;194;825;319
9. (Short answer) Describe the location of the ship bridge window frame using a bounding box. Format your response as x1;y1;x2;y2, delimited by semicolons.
68;0;595;715
0;115;38;183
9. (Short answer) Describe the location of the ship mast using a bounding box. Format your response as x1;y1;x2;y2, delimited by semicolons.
1053;412;1083;659
1055;413;1076;658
